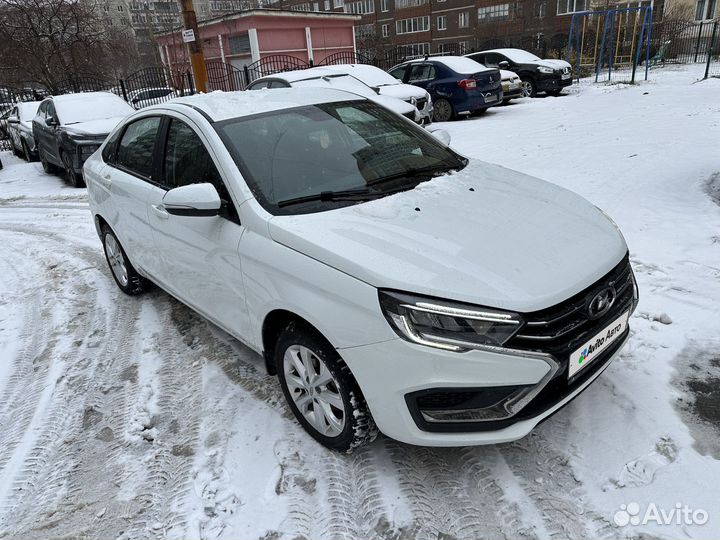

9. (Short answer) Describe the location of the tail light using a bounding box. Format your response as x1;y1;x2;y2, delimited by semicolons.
458;79;477;90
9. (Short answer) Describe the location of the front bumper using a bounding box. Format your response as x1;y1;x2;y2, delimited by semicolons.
340;331;628;446
536;75;573;92
501;83;523;99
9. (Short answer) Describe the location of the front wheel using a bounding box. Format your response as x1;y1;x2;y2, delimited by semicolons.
101;225;149;295
40;148;59;174
432;98;455;122
520;78;537;98
276;323;377;452
61;152;85;188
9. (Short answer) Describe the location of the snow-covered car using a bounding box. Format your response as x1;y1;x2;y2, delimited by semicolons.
247;68;418;123
466;49;572;98
499;69;523;103
319;63;433;124
32;92;134;187
5;101;42;161
389;56;502;121
84;88;637;452
128;87;176;109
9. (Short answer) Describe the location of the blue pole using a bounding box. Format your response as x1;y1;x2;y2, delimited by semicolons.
645;4;653;80
633;7;649;82
596;13;611;82
608;9;616;81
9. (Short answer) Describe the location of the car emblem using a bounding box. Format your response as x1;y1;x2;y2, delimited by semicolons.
588;286;616;319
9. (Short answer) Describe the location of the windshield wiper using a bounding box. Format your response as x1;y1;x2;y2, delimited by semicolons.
367;165;455;187
277;188;379;208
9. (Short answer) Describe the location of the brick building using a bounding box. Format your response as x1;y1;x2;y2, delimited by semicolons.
275;0;661;58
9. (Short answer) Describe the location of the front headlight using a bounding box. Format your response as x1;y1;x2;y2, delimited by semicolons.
379;290;524;352
537;66;555;74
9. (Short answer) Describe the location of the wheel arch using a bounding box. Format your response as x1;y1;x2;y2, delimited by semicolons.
261;309;336;376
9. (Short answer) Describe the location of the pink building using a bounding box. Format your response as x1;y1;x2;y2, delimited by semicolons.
156;9;360;75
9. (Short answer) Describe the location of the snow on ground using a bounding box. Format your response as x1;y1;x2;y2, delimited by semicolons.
0;64;718;540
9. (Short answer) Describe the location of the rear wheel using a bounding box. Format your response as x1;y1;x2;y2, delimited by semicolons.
276;323;377;453
21;140;33;162
101;225;149;295
432;98;454;122
520;77;537;98
40;148;59;174
61;151;85;188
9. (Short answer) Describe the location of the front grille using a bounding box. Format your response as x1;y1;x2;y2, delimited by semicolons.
402;110;415;121
507;254;634;358
415;97;427;110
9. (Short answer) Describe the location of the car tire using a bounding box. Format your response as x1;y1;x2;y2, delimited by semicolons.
432;98;455;122
101;225;149;296
40;148;59;174
21;140;33;162
275;322;377;453
61;151;85;188
520;77;537;98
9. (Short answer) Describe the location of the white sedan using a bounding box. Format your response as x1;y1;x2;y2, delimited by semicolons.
247;67;419;123
319;63;433;124
84;88;637;452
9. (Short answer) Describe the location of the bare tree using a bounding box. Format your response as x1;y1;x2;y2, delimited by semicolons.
0;0;139;90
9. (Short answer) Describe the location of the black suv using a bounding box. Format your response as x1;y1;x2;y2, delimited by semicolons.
32;92;133;187
466;48;573;98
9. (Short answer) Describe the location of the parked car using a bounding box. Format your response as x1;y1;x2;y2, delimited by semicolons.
85;88;637;452
466;49;572;98
5;101;42;161
247;68;418;123
33;92;133;187
499;70;523;103
320;63;433;124
128;87;176;109
388;56;502;122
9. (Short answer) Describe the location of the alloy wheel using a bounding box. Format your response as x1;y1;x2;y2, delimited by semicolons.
520;80;534;98
283;344;346;437
433;99;453;122
104;233;129;287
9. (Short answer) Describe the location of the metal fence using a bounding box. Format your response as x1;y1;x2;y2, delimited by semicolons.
703;21;720;78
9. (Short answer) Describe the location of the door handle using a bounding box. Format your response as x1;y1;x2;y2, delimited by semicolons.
151;204;169;220
99;174;112;188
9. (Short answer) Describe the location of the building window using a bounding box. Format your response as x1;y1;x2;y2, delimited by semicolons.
117;5;123;10
334;0;344;7
556;0;588;14
381;0;388;9
477;3;509;21
396;15;430;33
458;11;469;26
228;33;250;54
324;0;331;8
695;0;717;19
345;0;375;13
382;23;389;36
437;14;447;30
397;42;430;56
395;0;428;9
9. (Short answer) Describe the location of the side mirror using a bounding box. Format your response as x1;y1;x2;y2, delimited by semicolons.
427;128;451;146
498;61;510;69
8;116;19;124
162;183;221;217
45;117;58;127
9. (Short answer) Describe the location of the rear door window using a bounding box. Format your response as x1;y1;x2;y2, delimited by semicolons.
115;116;162;180
407;64;436;83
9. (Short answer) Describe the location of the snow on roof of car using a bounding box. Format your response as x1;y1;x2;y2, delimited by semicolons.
259;67;349;83
169;87;365;122
482;48;542;63
320;64;399;86
51;91;134;125
427;56;492;74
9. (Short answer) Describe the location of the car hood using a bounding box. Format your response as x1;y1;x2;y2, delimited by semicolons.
267;160;628;312
62;116;126;137
377;84;427;100
534;59;572;70
370;94;416;115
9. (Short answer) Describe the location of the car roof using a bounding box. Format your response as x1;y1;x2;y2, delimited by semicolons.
48;91;120;103
257;67;354;83
164;87;365;122
393;55;492;74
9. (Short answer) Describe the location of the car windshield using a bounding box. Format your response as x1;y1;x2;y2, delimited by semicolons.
216;101;466;215
500;49;542;63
